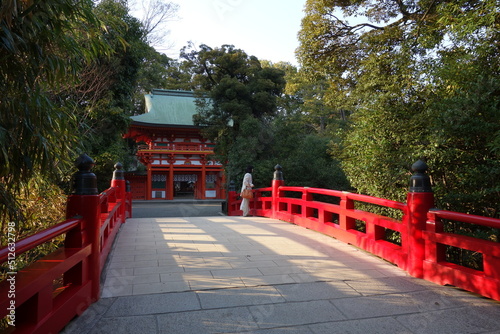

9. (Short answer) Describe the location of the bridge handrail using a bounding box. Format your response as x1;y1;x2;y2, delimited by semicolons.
0;156;131;333
227;161;500;302
421;209;500;293
0;218;82;264
428;209;500;229
255;186;272;193
279;186;407;210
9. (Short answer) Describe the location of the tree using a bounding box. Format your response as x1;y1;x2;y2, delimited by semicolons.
53;0;150;191
423;43;500;216
298;0;500;216
255;61;351;191
0;0;111;226
133;0;179;47
180;44;286;180
133;50;196;115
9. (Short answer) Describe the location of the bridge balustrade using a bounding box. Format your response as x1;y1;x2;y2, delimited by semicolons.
0;155;132;333
138;142;213;151
424;210;500;300
2;157;498;332
228;161;500;301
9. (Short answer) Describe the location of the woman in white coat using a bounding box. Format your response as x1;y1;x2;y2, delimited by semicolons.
240;166;254;216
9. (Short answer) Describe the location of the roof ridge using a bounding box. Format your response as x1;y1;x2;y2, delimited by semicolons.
151;89;194;97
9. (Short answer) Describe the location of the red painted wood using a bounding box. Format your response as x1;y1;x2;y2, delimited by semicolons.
406;192;435;278
0;219;80;264
0;173;132;333
228;184;500;301
423;209;500;300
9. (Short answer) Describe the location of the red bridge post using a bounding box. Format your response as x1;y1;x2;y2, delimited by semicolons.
272;164;284;219
126;180;133;218
406;160;434;278
65;154;101;302
111;162;126;219
227;180;237;215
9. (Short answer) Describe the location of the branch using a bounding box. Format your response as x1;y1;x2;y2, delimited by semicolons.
395;0;410;17
202;61;217;86
351;22;386;31
328;13;386;33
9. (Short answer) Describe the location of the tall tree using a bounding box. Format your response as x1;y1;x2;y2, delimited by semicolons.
180;44;286;180
133;50;196;115
132;0;179;47
265;62;351;191
0;0;111;226
53;0;149;190
298;0;500;216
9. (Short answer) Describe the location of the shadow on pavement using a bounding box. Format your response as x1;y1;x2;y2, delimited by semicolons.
132;200;226;218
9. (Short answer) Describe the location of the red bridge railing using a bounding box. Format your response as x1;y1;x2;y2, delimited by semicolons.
228;162;500;301
0;154;132;333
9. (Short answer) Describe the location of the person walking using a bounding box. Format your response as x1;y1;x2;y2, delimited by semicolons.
240;166;254;216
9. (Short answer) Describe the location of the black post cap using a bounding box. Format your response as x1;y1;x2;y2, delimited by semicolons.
409;160;433;193
113;162;125;180
273;164;284;181
73;153;98;195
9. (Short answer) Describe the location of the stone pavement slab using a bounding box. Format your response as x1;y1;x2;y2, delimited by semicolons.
62;216;500;334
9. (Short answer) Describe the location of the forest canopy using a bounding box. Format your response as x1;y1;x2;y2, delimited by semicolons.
297;0;500;216
1;0;498;241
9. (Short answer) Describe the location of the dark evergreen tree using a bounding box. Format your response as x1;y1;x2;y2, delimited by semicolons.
180;44;286;182
298;0;500;217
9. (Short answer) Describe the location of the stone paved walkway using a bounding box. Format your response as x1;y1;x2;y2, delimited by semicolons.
62;216;500;334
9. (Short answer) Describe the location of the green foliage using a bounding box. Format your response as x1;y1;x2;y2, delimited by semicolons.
0;0;111;227
279;134;350;190
90;0;146;115
298;0;500;218
60;0;151;189
133;52;195;114
179;44;348;190
226;117;272;187
1;178;67;277
179;44;351;192
181;44;286;174
423;44;500;216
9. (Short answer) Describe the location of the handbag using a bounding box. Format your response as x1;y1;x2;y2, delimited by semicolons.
241;188;253;199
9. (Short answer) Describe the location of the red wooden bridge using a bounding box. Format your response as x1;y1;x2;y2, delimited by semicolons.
1;157;499;333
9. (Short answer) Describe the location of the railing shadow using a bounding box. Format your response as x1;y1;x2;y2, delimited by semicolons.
228;162;500;302
64;210;500;333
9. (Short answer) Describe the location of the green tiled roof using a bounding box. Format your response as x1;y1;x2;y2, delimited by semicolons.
131;89;198;127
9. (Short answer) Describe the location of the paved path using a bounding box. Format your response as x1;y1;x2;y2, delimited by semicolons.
62;215;500;334
131;200;225;218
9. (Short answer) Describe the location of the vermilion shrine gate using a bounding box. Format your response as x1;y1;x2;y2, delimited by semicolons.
124;89;225;200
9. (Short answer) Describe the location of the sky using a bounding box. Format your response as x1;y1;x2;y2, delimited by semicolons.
133;0;307;65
